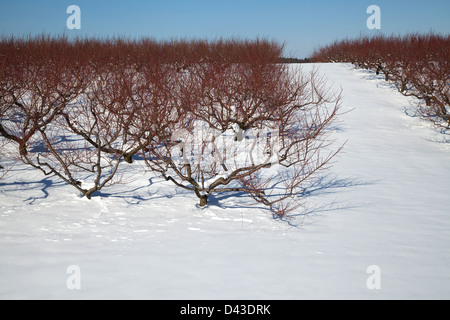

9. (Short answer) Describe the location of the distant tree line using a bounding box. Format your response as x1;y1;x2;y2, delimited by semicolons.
279;57;311;63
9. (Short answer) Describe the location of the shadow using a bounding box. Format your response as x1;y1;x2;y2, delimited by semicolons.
1;163;373;225
297;174;371;198
427;130;450;144
206;191;261;211
92;176;195;207
19;159;369;216
28;135;88;154
276;174;375;227
354;68;400;91
403;105;420;118
281;200;375;228
403;105;450;144
92;178;156;206
204;173;374;226
0;175;65;205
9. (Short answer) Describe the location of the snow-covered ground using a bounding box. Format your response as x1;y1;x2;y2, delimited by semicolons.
1;63;449;300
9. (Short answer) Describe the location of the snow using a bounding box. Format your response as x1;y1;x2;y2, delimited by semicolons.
1;63;450;300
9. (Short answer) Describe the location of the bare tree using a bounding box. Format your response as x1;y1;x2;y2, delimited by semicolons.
0;36;129;198
139;40;343;217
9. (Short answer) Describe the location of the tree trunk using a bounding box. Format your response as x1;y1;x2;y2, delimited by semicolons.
376;65;382;75
234;127;244;142
401;82;406;93
124;153;133;164
199;195;208;207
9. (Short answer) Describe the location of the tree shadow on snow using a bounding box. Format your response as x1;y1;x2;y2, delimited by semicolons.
93;172;374;226
206;174;374;226
93;177;158;205
0;174;65;205
403;105;450;144
3;167;373;225
280;174;374;226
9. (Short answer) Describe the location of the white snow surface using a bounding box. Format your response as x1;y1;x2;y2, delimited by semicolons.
1;63;450;299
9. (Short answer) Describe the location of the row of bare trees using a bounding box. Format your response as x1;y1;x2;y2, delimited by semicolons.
311;33;450;130
1;36;342;217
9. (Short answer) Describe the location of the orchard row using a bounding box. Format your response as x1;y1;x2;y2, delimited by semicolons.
0;36;341;217
312;33;449;129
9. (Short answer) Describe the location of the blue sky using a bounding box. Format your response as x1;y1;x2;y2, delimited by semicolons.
1;0;449;58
